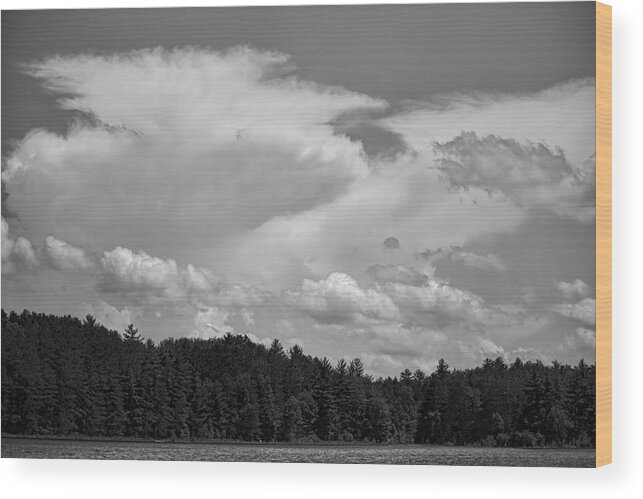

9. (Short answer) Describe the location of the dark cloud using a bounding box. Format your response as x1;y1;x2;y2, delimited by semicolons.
332;110;409;159
435;132;572;187
417;246;458;262
1;181;15;219
367;264;428;287
433;131;594;222
382;236;400;250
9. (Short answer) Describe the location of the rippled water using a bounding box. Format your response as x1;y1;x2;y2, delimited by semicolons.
1;438;595;467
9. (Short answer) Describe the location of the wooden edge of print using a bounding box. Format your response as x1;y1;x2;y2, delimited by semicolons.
595;1;612;468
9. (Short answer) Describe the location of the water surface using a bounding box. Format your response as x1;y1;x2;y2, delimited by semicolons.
1;438;594;467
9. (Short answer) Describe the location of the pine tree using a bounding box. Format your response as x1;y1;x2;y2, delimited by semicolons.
1;308;597;448
123;324;142;343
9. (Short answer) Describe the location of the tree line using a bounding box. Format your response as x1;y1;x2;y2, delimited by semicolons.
1;309;595;447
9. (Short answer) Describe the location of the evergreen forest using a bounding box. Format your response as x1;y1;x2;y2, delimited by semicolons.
1;310;595;448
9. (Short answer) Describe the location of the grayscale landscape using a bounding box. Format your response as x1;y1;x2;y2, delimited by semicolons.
2;3;597;466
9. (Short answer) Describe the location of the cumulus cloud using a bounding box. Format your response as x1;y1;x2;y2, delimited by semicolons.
285;268;514;331
284;272;400;325
191;304;234;338
229;153;523;290
375;278;515;329
22;46;386;141
98;245;268;315
1;47;596;375
553;297;596;327
100;246;183;293
189;302;271;346
476;337;507;360
449;250;508;271
2;47;385;258
1;46;532;294
44;235;94;271
1;217;39;272
367;264;429;286
382;78;595;169
78;300;142;333
557;278;590;300
380;79;595;223
434;132;595;222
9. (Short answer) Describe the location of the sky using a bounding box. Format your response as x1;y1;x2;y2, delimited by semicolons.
1;3;597;377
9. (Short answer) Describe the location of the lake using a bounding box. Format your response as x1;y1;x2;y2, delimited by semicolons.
1;438;595;467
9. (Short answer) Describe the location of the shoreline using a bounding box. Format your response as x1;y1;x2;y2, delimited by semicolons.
1;434;595;451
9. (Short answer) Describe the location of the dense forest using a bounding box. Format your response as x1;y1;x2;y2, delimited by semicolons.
1;309;595;448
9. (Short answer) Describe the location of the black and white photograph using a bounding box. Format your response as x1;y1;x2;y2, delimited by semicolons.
2;2;600;467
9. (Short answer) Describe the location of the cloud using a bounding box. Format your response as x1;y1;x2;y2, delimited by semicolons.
379;79;595;223
2;46;385;258
100;246;183;293
98;245;268;315
98;245;232;297
382;236;400;250
367;264;429;286
375;278;515;329
476;337;508;360
189;302;272;345
449;250;508;271
78;300;142;333
285;268;514;331
1;46;531;295
1;48;596;376
381;78;595;169
44;235;94;271
557;278;590;300
229;153;523;290
22;46;386;141
284;272;400;325
553;297;596;327
1;217;39;272
574;327;596;348
434;132;595;222
191;304;234;339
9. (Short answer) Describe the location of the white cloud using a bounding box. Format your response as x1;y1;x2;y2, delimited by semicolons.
99;245;226;296
381;79;595;223
382;78;595;169
189;302;273;344
477;337;507;360
285;268;515;331
361;353;405;379
78;300;142;333
2;47;384;259
44;235;94;271
23;46;385;143
433;132;595;222
2;46;533;295
13;238;39;268
191;304;233;339
100;246;182;293
0;48;597;376
1;217;39;272
376;278;516;329
238;308;255;329
557;278;590;300
284;272;400;325
367;264;429;286
98;245;268;316
553;297;596;327
449;250;508;271
228;153;523;290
